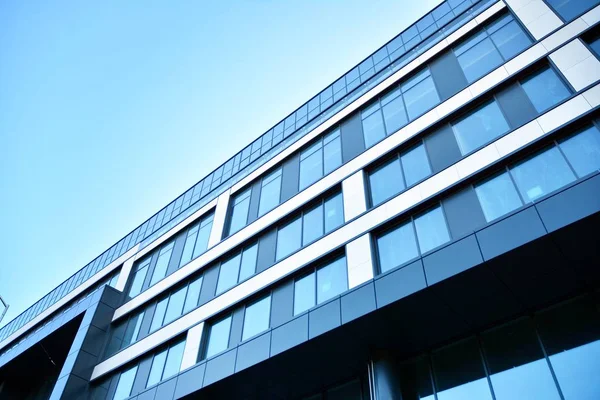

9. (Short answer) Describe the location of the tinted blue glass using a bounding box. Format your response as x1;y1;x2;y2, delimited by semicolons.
363;107;387;148
589;36;600;56
546;0;600;21
456;37;503;82
216;253;241;294
229;189;251;235
122;311;144;348
324;193;344;233
150;242;174;286
183;276;202;314
382;89;408;134
193;218;212;259
128;260;149;297
510;146;576;203
242;296;271;341
475;172;523;222
163;286;186;325
402;73;440;120
179;225;199;268
401;145;431;187
258;169;282;216
490;20;531;60
323;130;342;174
206;316;232;359
238;244;258;282
369;159;405;206
521;67;570;113
114;366;138;400
276;217;302;260
377;221;419;273
294;273;316;315
147;349;168;387
150;298;168;332
303;204;324;245
414;207;450;254
317;257;348;304
300;142;323;190
452;101;510;155
163;341;185;379
559;125;600;177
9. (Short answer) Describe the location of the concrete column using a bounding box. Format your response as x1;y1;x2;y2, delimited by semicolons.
207;191;231;248
342;170;367;222
346;233;375;289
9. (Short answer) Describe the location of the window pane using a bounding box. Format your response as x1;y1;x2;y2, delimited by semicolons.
377;221;419;273
490;20;531;60
303;204;324;245
414;207;450;254
589;36;600;56
510;146;576;203
369;159;405;207
242;296;271;341
482;319;561;400
401;144;431;187
546;0;600;21
300;146;323;190
206;316;232;359
294;273;316;315
183;277;202;314
521;68;570;113
150;242;174;286
276;217;302;260
258;169;282;215
382;90;408;133
147;349;168;387
122;311;144;348
475;172;523;222
559;125;600;177
150;298;168;332
163;286;187;325
128;261;149;297
402;74;440;120
238;244;258;282
456;37;503;82
317;257;348;304
216;254;241;294
324;131;342;174
324;193;344;233
229;190;251;235
362;108;386;148
114;366;138;400
192;219;212;259
163;341;185;379
179;225;199;268
452;101;510;155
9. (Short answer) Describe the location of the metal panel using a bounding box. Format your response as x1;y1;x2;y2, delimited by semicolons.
281;153;300;203
430;50;468;101
496;83;538;129
340;113;366;163
425;124;462;173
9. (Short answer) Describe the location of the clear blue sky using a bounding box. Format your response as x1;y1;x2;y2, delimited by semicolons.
0;0;440;328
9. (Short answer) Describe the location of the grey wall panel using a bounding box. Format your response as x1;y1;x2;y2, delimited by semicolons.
229;307;245;348
341;113;366;163
374;260;426;308
131;356;153;395
270;315;308;356
442;187;487;239
155;377;177;400
430;50;468;101
340;283;376;324
270;280;294;329
174;363;206;398
423;235;484;285
166;232;187;276
247;182;262;225
137;303;155;340
281;153;300;203
141;252;159;293
199;265;220;306
308;298;341;339
425;124;462;173
203;349;237;387
235;332;271;373
256;229;277;274
496;83;537;129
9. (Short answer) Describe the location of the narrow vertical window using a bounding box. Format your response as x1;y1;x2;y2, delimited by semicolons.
559;125;600;177
150;298;168;333
163;286;187;325
238;244;258;282
216;253;242;295
521;67;570;113
113;366;138;400
205;316;232;359
228;189;252;235
299;141;323;190
150;242;175;286
369;158;405;206
414;206;450;254
242;296;271;341
324;193;344;233
381;88;408;134
316;257;348;304
258;168;282;216
362;102;386;148
183;276;203;314
128;259;150;298
276;217;302;261
294;272;316;315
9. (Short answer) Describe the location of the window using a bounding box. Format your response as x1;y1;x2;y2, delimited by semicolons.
402;69;440;120
205;315;232;359
146;341;185;388
276;217;302;260
303;204;324;245
128;259;150;298
588;34;600;57
150;298;168;333
228;188;251;235
163;286;186;325
475;172;523;222
377;221;419;273
382;88;408;134
521;67;571;113
545;0;600;21
216;244;258;294
324;193;344;233
113;366;138;400
121;311;144;349
149;242;174;286
183;276;203;314
293;256;348;315
299;130;342;190
242;295;271;341
414;206;450;254
559;125;600;178
179;213;214;268
362;102;387;148
452;101;510;155
258;168;282;216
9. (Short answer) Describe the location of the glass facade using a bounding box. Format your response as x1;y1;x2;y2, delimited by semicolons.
293;256;348;315
205;316;232;359
216;244;259;294
545;0;600;21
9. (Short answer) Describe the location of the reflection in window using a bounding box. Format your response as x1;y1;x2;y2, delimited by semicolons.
294;273;316;315
382;88;408;134
163;286;186;325
475;172;523;222
229;189;251;235
183;276;203;314
205;315;232;359
216;244;258;294
324;193;344;233
377;221;419;273
121;311;144;349
242;295;271;341
179;213;214;268
521;67;571;113
276;217;302;261
113;366;138;400
150;298;168;333
362;102;387;148
488;14;532;60
402;144;432;187
303;204;324;245
146;341;185;388
293;256;348;315
258;168;282;216
128;259;150;298
546;0;600;21
299;130;342;190
559;125;600;178
452;101;510;155
414;206;450;254
402;69;440;120
150;242;175;286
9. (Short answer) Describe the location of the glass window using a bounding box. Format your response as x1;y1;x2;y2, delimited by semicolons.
382;88;408;134
510;146;576;203
589;35;600;56
150;298;168;332
122;311;144;348
128;259;150;297
300;141;323;190
242;296;271;341
147;349;168;387
162;341;185;379
414;206;450;254
303;204;324;245
362;105;386;148
452;101;510;155
238;244;258;282
559;125;600;177
163;286;187;325
179;224;199;268
323;130;342;174
205;316;232;359
229;189;251;235
324;193;344;233
216;253;242;294
489;17;532;60
475;172;523;222
432;338;494;400
482;319;561;400
183;276;202;314
193;216;213;259
316;257;348;304
369;159;405;207
455;32;504;83
276;217;302;260
521;67;570;113
546;0;600;21
258;168;282;216
113;366;138;400
294;272;316;315
150;242;174;286
377;221;419;273
401;144;431;187
402;70;440;120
